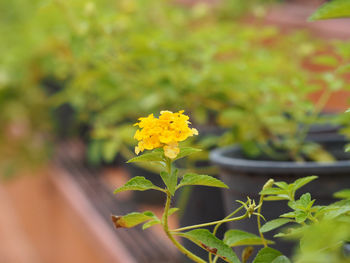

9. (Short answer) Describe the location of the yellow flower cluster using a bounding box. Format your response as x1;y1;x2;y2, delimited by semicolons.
134;110;198;159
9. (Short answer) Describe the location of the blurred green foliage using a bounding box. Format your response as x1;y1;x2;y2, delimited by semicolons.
260;177;350;263
1;0;350;169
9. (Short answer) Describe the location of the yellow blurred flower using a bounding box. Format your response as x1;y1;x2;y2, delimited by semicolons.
134;110;198;159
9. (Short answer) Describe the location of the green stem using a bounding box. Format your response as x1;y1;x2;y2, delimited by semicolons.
162;161;205;263
172;213;248;233
257;195;267;247
163;191;205;263
209;204;246;263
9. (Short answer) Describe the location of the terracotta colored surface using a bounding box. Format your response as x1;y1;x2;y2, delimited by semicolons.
0;170;113;263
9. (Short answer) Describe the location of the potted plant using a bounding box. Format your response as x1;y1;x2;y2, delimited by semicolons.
210;0;350;255
112;110;350;263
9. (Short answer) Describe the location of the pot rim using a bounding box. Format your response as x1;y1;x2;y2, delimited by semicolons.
209;135;350;175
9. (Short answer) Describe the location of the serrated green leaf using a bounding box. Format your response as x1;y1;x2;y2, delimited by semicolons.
142;219;161;230
127;151;164;163
299;193;312;207
293;176;318;192
295;211;308;223
168;207;180;216
274;182;288;189
160;169;178;196
260;218;292;233
174;147;202;160
178;229;240;263
177;173;228;189
309;0;350;21
111;211;157;228
334;189;350;199
224;230;274;247
271;255;291;263
114;176;164;194
253;247;283;263
280;212;297;218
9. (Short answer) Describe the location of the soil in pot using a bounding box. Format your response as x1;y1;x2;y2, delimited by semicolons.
210;134;350;257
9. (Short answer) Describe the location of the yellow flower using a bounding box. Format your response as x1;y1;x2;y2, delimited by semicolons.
133;110;198;159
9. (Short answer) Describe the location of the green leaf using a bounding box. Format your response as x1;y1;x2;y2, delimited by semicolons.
253;247;283;263
174;147;202;160
114;176;164;194
274;227;304;238
103;138;121;162
271;255;291;263
309;0;350;21
295;211;308;223
293;176;318;192
168;207;180;216
224;230;274;247
279;212;297;218
142;219;160;230
324;206;350;220
274;182;288;189
127;151;164;163
260;218;292;233
263;195;290;201
334;189;350;199
299;193;312;207
160;169;178;196
177;173;228;189
179;229;240;263
260;188;286;196
111;211;157;228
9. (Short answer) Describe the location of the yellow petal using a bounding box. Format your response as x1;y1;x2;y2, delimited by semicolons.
163;143;180;159
191;128;199;136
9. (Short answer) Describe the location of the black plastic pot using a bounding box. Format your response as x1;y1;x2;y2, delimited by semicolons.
210;134;350;256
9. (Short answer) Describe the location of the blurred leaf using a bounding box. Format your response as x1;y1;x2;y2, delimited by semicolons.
179;229;240;263
271;255;291;263
142;219;161;230
260;218;292;233
224;229;274;247
168;207;180;216
112;211;158;229
127;151;165;163
102;138;122;162
334;189;350;199
295;211;308;223
177;173;228;189
174;147;202;161
260;188;287;196
114;176;164;194
253;247;284;263
309;0;350;21
293;176;318;192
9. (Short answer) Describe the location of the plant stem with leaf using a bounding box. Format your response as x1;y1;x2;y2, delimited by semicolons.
162;160;206;263
209;204;246;263
257;195;267;247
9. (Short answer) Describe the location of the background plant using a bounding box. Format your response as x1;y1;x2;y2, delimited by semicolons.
4;0;348;167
